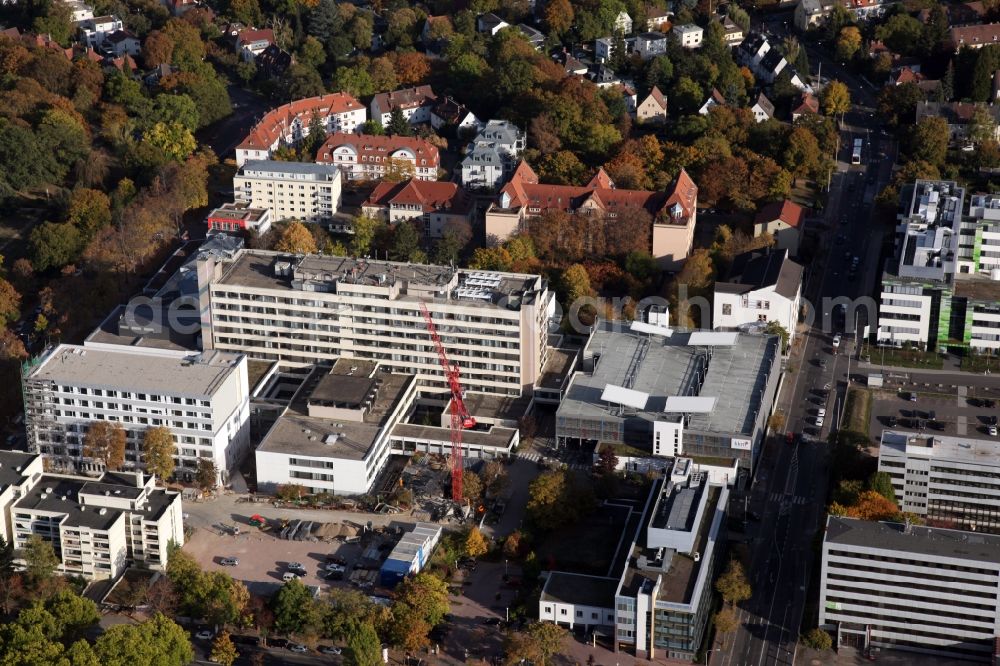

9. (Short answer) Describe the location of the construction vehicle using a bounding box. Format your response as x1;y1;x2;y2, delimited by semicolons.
419;302;476;502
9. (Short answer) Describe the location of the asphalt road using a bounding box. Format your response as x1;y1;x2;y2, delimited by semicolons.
718;80;894;665
197;85;274;161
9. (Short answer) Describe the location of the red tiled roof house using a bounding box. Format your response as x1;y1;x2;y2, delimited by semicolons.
362;179;474;239
316;133;440;182
753;200;806;256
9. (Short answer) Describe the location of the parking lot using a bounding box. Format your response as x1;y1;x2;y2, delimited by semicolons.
183;522;397;597
869;388;999;441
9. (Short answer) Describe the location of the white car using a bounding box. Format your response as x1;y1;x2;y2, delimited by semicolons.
288;643;308;653
817;408;827;419
220;557;239;567
320;646;343;655
815;415;825;428
195;630;214;641
832;334;841;349
990;425;998;437
325;563;346;572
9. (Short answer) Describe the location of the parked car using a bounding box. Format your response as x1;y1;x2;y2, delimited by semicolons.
282;572;299;582
319;646;342;655
195;630;214;641
990;424;998;437
220;557;239;567
288;643;308;653
832;334;841;349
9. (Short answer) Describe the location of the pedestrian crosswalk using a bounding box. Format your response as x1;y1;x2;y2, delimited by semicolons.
518;451;542;462
768;492;809;505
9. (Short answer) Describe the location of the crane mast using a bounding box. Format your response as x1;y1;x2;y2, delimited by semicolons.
419;303;475;502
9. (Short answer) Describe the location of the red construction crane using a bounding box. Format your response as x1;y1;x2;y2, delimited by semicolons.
419;302;476;502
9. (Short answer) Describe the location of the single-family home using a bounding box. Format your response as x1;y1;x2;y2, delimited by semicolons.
557;51;589;76
370;85;437;126
614;11;633;34
698;88;726;115
758;49;787;83
673;24;703;48
105;29;139;57
430;96;481;132
78;15;123;48
713;248;803;341
637;86;668;123
635;31;668;59
588;64;622;87
621;84;637;113
236;28;275;62
646;6;671;31
477;13;509;36
753;200;806;256
720;15;744;45
791;92;820;121
517;24;546;50
752;93;775;123
65;0;94;22
256;43;293;77
738;32;770;69
361;179;474;239
595;36;614;62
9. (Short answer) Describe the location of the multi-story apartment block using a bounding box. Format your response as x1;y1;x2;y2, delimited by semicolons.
78;14;122;47
315;132;440;181
878;429;1000;533
878;180;1000;352
819;516;1000;660
12;470;184;580
556;322;782;470
369;86;437;127
361;179;474;238
22;345;250;484
0;452;44;546
196;249;555;396
235;93;366;166
233;160;342;224
539;460;728;661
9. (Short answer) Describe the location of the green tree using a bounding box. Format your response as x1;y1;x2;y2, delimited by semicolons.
83;420;126;470
66;189;112;240
22;535;59;586
30;222;81;272
464;526;488;558
33;1;73;45
672;76;703;116
150;94;200;132
389;572;449;650
386;108;411;136
0;535;15;579
391;221;421;262
361;120;384;135
764;321;790;353
716;559;751;606
560;264;591;305
297;36;327;69
276;221;319;254
271;579;320;635
908;117;949;167
802;627;833;650
869;471;897;504
93;613;193;666
783;127;821;183
210;631;238;666
142;122;197;161
835;26;861;62
875;14;923;56
196;458;217;490
344;621;382;666
527;621;567;665
142;426;175;482
821;80;851;118
714;607;739;638
526;470;595;531
350;215;382;256
228;0;263;27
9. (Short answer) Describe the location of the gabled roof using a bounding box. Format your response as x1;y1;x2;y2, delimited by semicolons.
588;168;614;189
316;132;440;165
642;85;668;111
237;93;365;152
237;27;274;46
759;49;786;73
105;29;137;44
462;144;503;167
792;93;819;116
663;168;697;222
372;85;437;114
716;248;803;299
477;12;507;32
950;22;1000;48
753;92;775;117
364;179;473;216
755;200;806;229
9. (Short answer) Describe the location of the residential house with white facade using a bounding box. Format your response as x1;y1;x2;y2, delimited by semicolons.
634;31;668;59
460;120;525;190
12;470;184;580
637;86;668;123
672;24;703;48
430;97;481;132
235;93;366;166
78;15;122;48
235;28;275;62
316;132;439;182
233;160;342;223
370;86;437;127
0;452;44;547
21;345;251;485
713;248;803;341
751;93;775;122
476;12;508;36
614;11;633;34
105;29;139;57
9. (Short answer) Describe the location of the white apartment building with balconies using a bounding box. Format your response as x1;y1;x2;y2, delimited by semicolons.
11;470;184;580
819;516;1000;660
22;345;250;485
233;160;342;224
195;249;555;397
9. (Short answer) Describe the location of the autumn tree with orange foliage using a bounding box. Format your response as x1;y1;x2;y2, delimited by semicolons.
392;51;430;86
829;490;899;521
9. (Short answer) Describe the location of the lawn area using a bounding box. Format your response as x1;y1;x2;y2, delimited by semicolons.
961;353;1000;373
876;347;944;370
535;500;633;577
842;387;872;437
